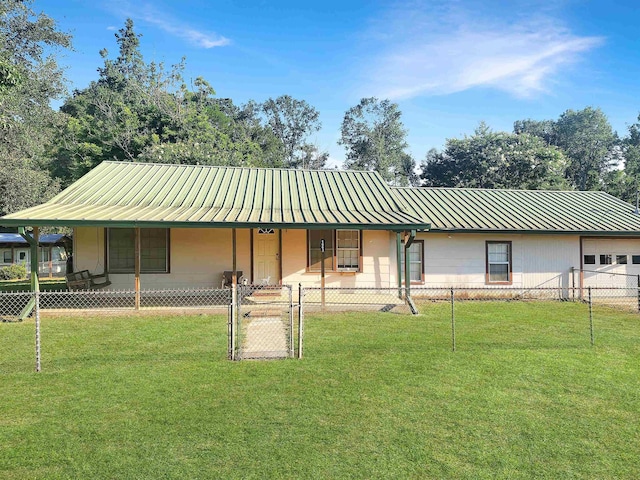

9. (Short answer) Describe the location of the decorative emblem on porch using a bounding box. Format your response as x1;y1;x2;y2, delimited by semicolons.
257;228;275;234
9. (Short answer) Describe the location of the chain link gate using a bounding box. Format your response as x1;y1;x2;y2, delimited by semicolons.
231;284;294;360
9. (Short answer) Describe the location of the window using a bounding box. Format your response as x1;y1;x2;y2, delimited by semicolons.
486;241;512;284
308;229;361;272
2;251;11;263
337;230;360;270
584;255;596;265
108;228;169;273
308;229;334;271
400;241;424;283
633;255;640;265
616;254;628;265
600;254;612;265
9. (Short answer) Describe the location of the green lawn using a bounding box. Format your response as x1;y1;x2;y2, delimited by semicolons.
1;302;639;479
0;279;66;292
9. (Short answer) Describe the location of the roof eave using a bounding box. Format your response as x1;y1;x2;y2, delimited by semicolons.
0;218;431;231
427;228;640;236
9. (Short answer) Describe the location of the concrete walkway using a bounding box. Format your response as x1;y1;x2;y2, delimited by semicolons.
241;316;289;359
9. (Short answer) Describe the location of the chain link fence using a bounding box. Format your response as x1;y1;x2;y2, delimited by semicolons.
3;283;640;371
232;285;294;361
299;286;413;315
0;291;34;321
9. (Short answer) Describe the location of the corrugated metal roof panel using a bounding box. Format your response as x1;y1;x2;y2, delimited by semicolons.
1;162;429;230
394;187;640;233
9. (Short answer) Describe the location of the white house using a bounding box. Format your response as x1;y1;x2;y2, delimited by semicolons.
1;162;639;292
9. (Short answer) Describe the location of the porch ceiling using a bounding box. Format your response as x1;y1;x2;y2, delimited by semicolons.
0;162;430;231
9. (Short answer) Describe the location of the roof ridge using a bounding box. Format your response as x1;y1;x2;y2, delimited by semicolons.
393;186;607;194
101;160;364;175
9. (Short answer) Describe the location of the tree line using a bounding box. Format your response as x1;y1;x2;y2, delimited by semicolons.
2;1;640;219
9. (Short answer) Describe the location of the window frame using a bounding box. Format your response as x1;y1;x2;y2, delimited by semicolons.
106;228;170;274
400;240;425;285
336;229;361;271
632;255;640;265
307;229;362;273
616;254;628;265
583;255;596;265
599;254;612;265
485;241;513;285
2;250;12;263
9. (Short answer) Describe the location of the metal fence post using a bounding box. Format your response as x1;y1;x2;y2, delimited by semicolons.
451;287;456;352
35;291;41;372
230;285;236;360
588;286;594;346
298;283;304;359
637;275;639;313
288;285;294;357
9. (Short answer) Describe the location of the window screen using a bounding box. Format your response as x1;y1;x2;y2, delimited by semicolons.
400;242;423;282
336;230;360;270
487;242;511;283
108;228;168;273
308;230;334;271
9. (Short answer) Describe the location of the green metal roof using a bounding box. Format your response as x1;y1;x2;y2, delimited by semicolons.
394;187;640;234
0;162;429;230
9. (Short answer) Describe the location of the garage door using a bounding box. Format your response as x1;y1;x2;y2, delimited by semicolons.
582;238;640;288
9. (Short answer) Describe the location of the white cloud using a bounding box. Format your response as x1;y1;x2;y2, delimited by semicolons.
139;13;230;49
106;25;117;31
105;1;230;49
363;2;604;99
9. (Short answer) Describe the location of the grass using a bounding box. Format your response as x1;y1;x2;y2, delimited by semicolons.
0;279;66;292
1;301;639;479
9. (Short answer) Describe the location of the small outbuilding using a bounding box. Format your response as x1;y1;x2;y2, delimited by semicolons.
0;233;71;277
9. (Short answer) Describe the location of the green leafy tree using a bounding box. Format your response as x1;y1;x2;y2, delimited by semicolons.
261;95;325;169
605;114;640;203
513;119;557;145
0;0;70;215
553;107;617;191
421;123;568;190
339;97;415;185
54;19;284;184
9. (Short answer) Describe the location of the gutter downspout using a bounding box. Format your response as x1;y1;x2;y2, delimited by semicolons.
404;230;418;315
396;232;402;299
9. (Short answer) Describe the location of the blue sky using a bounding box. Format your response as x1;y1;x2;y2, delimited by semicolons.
43;0;640;167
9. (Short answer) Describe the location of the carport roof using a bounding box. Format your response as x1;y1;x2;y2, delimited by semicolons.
0;162;430;230
394;186;640;235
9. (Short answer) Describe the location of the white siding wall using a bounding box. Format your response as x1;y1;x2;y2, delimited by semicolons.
410;233;580;288
281;229;394;288
74;227;589;290
74;227;251;290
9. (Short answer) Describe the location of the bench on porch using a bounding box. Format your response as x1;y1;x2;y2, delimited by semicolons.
221;271;245;288
66;270;112;290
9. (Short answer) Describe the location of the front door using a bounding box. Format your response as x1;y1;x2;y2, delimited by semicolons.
15;249;29;267
253;229;279;285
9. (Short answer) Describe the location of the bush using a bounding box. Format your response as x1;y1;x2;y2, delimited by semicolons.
0;263;27;280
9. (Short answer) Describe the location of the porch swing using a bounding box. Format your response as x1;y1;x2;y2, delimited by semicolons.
66;270;112;290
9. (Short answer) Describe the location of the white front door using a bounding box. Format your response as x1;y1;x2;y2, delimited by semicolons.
15;249;29;266
254;229;279;285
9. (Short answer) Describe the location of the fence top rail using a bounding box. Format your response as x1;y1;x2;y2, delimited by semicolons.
577;268;640;278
